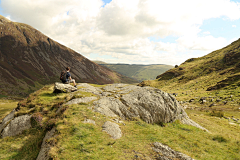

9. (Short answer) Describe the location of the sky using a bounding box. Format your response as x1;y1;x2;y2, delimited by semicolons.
0;0;240;65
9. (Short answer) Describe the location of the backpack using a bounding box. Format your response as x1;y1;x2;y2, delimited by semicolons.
60;70;67;83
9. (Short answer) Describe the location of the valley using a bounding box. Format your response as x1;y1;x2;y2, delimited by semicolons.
94;61;173;82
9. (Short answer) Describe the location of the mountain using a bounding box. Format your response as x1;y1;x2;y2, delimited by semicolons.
0;15;137;97
138;38;240;104
93;62;173;82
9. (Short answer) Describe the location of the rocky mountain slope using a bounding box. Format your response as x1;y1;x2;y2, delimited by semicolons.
138;38;240;106
0;83;239;159
94;61;173;82
0;15;137;97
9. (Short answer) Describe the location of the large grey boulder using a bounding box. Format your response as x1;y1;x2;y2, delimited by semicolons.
87;83;207;130
93;85;201;127
36;127;56;160
119;87;187;124
152;142;193;160
102;121;122;139
1;115;31;138
0;109;15;133
53;82;77;93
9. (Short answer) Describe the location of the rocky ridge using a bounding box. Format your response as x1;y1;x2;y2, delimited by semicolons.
0;83;207;159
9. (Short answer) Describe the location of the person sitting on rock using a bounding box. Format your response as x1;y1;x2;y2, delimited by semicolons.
66;67;77;87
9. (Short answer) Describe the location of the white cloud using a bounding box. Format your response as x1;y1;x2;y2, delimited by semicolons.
1;0;240;65
203;31;211;35
232;25;237;28
177;35;227;51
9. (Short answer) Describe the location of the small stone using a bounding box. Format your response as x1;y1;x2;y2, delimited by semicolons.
83;119;95;125
102;121;122;139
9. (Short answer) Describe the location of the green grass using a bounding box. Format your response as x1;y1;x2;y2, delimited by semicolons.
0;100;18;120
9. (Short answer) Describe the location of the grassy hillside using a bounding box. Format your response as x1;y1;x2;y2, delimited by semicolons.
0;84;239;159
94;63;173;82
139;38;240;106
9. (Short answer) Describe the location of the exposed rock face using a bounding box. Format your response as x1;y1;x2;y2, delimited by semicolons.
1;115;31;138
53;82;77;93
36;127;56;160
152;142;193;160
91;84;206;130
65;97;98;105
0;15;136;96
0;109;15;133
77;83;103;95
102;121;122;139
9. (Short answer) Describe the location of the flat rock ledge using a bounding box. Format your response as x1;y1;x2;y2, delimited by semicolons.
102;121;122;139
53;82;77;93
152;142;194;160
36;127;56;160
65;97;98;105
1;115;31;138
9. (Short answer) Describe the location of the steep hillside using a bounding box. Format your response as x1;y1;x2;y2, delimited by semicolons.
94;62;173;82
0;15;136;97
139;38;240;105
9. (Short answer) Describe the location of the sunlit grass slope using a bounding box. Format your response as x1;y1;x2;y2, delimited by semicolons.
140;38;240;105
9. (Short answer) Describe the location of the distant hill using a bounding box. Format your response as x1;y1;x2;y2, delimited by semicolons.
139;38;240;103
93;62;173;82
0;15;137;97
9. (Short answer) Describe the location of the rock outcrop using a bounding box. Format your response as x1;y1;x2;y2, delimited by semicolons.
152;142;193;160
65;97;98;105
90;84;206;130
53;82;77;93
1;115;31;138
36;127;56;160
102;121;122;139
0;109;15;133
